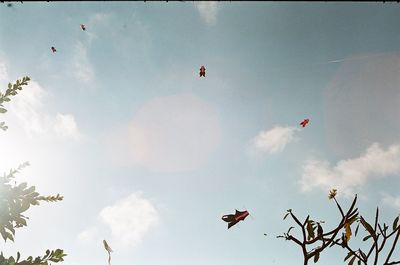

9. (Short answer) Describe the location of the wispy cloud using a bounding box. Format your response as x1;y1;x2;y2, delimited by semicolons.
111;94;221;172
78;226;100;244
8;79;81;140
381;193;400;209
54;113;81;140
300;143;400;196
252;126;300;154
89;12;113;24
84;12;113;45
78;192;160;249
194;1;219;26
69;12;114;83
73;42;94;83
0;62;8;83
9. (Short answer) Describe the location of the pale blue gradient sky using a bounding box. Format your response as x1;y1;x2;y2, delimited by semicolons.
1;2;400;265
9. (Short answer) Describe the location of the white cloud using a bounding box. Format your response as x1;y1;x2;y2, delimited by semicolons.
8;80;81;140
113;94;221;172
84;12;113;45
78;192;160;249
252;126;299;154
11;80;49;135
0;62;8;83
89;12;112;24
100;192;160;248
78;226;101;244
381;193;400;209
195;1;219;26
300;143;400;196
54;113;81;140
73;42;94;83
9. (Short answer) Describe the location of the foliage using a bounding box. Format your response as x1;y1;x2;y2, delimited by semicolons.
0;249;66;265
0;162;63;242
278;189;400;265
0;163;66;264
0;76;30;131
0;76;66;264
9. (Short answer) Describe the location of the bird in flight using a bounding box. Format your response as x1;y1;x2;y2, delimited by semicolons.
80;24;86;31
51;46;57;53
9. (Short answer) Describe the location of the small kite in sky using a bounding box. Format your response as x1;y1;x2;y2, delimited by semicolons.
51;46;57;53
222;209;249;229
199;65;206;77
103;239;113;265
80;24;86;31
300;118;309;128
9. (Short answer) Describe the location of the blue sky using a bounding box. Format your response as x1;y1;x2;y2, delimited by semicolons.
1;2;400;265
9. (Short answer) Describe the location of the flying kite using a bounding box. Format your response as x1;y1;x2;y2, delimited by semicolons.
80;24;86;31
300;118;309;128
51;46;57;53
221;209;249;229
103;239;113;265
199;65;206;77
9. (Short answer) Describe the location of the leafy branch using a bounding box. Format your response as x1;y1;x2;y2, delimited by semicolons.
0;249;66;265
0;76;30;131
278;189;400;264
0;162;64;242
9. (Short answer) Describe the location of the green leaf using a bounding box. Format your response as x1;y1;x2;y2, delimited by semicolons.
354;223;360;237
20;200;31;212
393;216;399;231
314;251;320;263
363;234;372;241
0;108;7;113
306;220;316;240
18;182;28;190
360;217;375;238
283;213;290;220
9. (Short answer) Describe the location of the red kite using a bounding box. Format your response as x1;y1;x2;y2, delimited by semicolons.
222;209;249;229
300;119;309;128
51;46;57;53
199;65;206;77
80;24;86;31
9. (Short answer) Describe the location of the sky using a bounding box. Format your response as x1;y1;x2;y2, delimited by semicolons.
1;2;400;265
